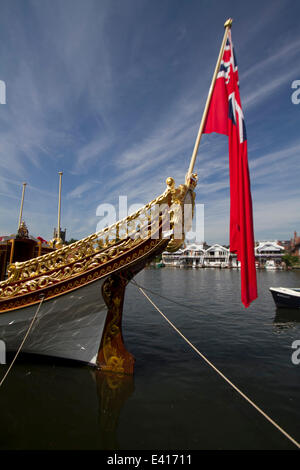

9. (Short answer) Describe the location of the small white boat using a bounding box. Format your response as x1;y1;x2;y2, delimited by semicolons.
265;260;277;270
270;287;300;309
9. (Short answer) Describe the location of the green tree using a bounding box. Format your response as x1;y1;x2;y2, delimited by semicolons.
282;253;299;267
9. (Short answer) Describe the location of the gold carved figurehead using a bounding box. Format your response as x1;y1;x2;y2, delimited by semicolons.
165;173;198;253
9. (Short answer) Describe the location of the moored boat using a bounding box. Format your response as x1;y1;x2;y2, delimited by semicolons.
0;222;54;281
0;18;258;373
265;260;277;270
0;177;197;373
269;287;300;309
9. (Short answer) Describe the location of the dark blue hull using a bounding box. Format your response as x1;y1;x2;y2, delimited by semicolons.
270;289;300;309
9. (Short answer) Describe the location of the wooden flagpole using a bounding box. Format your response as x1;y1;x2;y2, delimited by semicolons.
18;182;27;229
56;171;63;247
186;18;233;184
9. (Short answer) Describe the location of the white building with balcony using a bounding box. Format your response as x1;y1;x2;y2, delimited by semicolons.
255;241;285;267
182;244;206;267
162;243;235;268
203;244;230;267
162;248;184;267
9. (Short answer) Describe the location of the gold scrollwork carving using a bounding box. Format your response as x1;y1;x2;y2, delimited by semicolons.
166;173;198;253
0;176;197;303
98;274;135;375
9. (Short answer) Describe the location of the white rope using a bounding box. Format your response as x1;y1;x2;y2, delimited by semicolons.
0;296;45;389
135;284;300;450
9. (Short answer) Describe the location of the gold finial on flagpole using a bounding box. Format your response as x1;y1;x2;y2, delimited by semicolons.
224;18;233;28
18;182;27;229
56;171;63;249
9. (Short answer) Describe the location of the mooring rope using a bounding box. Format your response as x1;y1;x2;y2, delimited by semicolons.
131;280;205;315
0;295;45;389
133;281;300;450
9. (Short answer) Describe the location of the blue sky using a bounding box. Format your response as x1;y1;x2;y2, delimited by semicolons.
0;0;299;244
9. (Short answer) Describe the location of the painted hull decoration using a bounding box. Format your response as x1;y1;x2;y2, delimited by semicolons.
0;178;197;373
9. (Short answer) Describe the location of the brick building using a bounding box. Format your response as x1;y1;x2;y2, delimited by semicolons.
290;231;300;258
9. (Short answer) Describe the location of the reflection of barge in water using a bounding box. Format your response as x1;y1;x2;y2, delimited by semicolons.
0;358;133;450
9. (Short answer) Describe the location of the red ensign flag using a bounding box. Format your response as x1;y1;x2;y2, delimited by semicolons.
203;31;257;307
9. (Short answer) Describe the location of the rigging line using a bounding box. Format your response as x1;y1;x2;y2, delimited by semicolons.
0;296;45;389
135;284;300;450
130;279;205;315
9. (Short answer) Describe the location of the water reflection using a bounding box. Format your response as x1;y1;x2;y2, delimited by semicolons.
1;268;300;450
273;307;300;329
95;370;134;450
0;356;134;450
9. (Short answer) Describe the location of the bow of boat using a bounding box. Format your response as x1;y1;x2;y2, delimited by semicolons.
0;176;197;373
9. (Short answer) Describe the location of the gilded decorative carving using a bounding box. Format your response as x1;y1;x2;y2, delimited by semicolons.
0;176;197;307
0;185;172;291
98;274;135;375
16;221;29;239
0;237;167;313
166;173;198;253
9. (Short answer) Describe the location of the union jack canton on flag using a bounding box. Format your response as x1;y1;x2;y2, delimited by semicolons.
204;31;257;308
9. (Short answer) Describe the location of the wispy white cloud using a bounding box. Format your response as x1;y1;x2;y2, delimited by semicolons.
74;135;114;173
67;181;99;200
243;66;300;108
241;37;300;82
0;0;299;245
250;141;300;171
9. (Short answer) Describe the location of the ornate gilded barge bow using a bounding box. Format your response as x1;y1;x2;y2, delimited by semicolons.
0;19;234;374
0;176;197;373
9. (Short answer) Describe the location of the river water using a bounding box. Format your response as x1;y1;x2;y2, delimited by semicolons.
0;268;299;450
